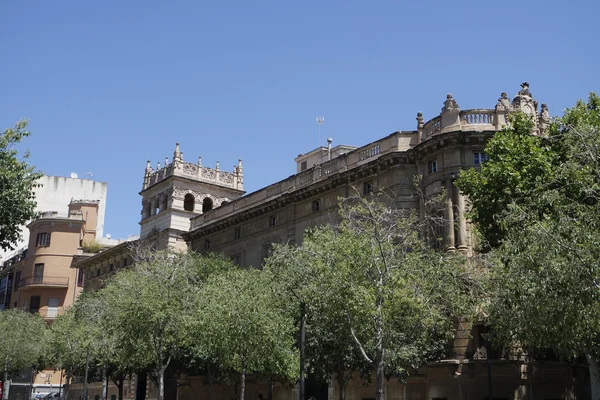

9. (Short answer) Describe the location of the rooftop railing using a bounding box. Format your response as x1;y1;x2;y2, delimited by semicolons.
190;108;506;231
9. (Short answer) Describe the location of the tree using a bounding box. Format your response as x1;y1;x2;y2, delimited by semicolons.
0;309;47;400
195;268;298;400
0;120;42;250
266;195;476;400
457;94;600;395
48;306;94;399
101;250;234;400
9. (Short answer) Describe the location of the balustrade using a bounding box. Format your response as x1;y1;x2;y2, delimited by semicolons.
461;110;495;126
423;117;442;137
359;143;381;161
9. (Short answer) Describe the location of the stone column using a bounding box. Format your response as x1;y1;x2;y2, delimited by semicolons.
457;191;468;252
445;179;456;252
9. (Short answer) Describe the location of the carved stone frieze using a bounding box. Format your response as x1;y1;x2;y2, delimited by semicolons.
201;167;217;180
219;171;234;184
183;163;198;176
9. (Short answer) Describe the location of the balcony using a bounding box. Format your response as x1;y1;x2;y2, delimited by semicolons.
18;276;69;289
35;308;65;320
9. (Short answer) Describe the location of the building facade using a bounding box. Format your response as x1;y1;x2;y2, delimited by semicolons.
0;199;107;398
75;83;588;400
0;175;108;264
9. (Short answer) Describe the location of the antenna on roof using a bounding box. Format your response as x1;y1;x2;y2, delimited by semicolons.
316;116;324;147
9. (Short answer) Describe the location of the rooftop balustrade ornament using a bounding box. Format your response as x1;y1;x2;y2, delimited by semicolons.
441;94;460;114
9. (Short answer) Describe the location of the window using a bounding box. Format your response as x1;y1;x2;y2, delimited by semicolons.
300;161;308;171
262;244;274;262
473;152;489;165
47;298;59;318
34;264;44;284
204;239;211;249
234;228;241;240
202;198;213;213
14;271;21;290
312;199;320;212
363;181;373;195
109;263;114;272
121;258;128;267
231;254;241;266
184;193;195;212
96;269;101;277
269;215;277;227
36;232;51;247
29;295;40;313
428;160;438;174
77;269;84;287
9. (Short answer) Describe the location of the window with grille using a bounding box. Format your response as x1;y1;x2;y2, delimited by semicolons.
36;232;51;247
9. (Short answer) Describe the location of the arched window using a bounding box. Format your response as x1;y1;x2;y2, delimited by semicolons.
184;194;195;212
202;197;213;213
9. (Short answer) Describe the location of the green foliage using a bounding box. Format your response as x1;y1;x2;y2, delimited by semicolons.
457;112;555;249
0;120;43;251
0;309;47;374
82;240;103;254
194;268;298;387
266;196;477;399
101;250;235;400
458;93;600;360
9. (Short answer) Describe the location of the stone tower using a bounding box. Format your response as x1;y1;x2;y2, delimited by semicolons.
139;143;245;250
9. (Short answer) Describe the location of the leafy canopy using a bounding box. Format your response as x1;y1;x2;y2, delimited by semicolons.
0;120;42;250
458;94;600;358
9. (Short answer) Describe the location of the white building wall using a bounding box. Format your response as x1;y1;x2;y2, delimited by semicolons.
0;175;108;263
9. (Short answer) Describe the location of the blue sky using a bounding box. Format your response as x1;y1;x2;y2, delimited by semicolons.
1;1;599;240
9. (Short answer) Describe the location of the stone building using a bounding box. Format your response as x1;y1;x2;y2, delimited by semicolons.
179;83;585;400
76;83;587;400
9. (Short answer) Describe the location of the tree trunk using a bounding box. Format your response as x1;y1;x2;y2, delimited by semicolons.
336;371;349;400
239;369;246;400
375;355;384;400
101;365;108;400
158;367;165;400
207;365;214;400
117;379;124;400
587;354;600;400
65;370;72;400
267;377;273;400
3;360;10;400
375;275;385;400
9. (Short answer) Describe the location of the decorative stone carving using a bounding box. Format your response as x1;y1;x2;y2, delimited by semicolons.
201;167;217;180
416;112;424;129
495;92;513;111
219;171;234;184
512;82;538;119
441;94;459;113
517;81;532;98
538;103;550;135
183;163;198;175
